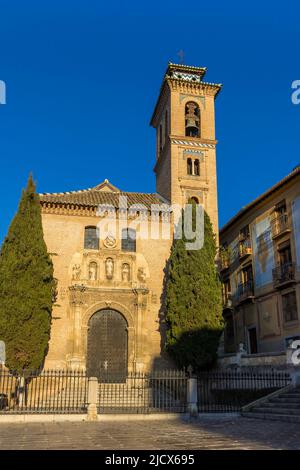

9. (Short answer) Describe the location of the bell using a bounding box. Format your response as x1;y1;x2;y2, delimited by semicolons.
186;117;198;127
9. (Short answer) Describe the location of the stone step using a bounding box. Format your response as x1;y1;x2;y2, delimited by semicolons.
279;393;300;399
263;401;300;409
272;396;300;403
254;407;300;415
242;412;300;423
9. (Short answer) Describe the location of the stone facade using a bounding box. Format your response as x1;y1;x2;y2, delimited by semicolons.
40;63;221;373
220;166;300;356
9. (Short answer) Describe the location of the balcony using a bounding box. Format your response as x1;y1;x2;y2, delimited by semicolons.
271;213;291;239
235;280;255;304
238;238;252;261
219;251;230;271
272;262;296;288
222;294;233;310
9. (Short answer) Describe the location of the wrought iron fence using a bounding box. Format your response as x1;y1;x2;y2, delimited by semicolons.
197;369;291;412
0;369;88;414
97;370;187;414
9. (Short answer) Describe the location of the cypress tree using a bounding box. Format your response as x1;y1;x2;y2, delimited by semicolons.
165;204;223;371
0;175;54;372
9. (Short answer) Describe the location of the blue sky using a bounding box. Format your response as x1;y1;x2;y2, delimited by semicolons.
0;1;300;242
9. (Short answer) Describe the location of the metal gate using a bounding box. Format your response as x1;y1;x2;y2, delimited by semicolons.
87;309;128;382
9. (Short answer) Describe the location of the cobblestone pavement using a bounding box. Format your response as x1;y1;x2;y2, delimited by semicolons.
0;416;299;450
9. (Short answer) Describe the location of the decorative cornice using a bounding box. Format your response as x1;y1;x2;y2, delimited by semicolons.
171;138;216;149
183;149;205;156
41;202;96;216
167;78;221;97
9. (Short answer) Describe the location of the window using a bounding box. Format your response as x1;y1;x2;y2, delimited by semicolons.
84;226;99;250
278;241;292;266
121;228;136;252
185;101;200;137
240;225;250;240
242;264;253;284
165;110;168;142
194;159;200;176
282;291;298;323
275;200;287;216
187;158;200;176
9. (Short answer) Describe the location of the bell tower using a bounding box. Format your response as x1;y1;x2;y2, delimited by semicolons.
150;63;222;235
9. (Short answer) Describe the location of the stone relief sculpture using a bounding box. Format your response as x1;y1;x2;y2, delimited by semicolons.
105;258;114;279
72;264;81;281
88;262;98;281
137;267;146;283
104;234;117;248
122;263;130;282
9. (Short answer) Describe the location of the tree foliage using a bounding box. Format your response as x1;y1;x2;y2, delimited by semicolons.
165;204;223;371
0;175;54;371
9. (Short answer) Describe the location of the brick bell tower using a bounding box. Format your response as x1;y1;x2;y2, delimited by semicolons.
150;63;222;236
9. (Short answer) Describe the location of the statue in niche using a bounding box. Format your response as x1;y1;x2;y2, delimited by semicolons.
137;267;146;283
88;262;98;281
72;264;81;281
105;258;114;279
122;263;130;282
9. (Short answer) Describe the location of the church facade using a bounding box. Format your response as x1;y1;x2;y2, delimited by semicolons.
40;63;221;378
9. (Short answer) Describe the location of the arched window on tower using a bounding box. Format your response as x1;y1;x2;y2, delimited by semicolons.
185;101;200;137
194;159;200;176
187;158;193;175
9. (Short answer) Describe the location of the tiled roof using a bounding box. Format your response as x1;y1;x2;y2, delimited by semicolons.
39;186;166;210
220;165;300;234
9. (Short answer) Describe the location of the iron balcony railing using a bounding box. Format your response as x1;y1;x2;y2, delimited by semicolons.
272;262;296;287
238;238;252;260
235;280;254;304
219;249;230;271
271;213;291;239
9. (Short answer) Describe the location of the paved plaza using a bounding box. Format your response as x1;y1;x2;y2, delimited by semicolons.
0;416;299;450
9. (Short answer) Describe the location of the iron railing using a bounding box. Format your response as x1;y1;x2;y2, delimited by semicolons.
238;238;252;259
235;279;254;304
271;213;291;238
272;262;296;287
197;369;291;412
0;369;88;414
97;370;187;414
